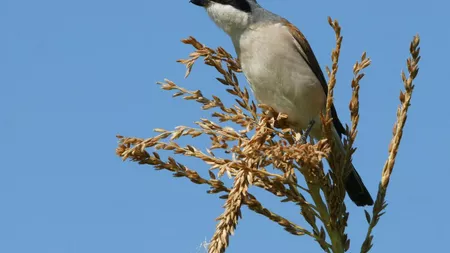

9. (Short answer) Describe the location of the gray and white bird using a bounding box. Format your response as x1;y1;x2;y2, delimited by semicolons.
190;0;374;206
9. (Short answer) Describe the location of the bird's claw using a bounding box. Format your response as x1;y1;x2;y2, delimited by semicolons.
299;120;315;145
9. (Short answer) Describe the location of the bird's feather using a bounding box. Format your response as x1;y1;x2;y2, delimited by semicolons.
282;19;346;137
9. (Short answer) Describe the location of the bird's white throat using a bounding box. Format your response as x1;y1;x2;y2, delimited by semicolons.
206;2;251;35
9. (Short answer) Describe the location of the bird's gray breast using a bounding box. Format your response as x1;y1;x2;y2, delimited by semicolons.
234;23;326;129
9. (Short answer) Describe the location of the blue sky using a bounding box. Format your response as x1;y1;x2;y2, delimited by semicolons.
1;0;448;252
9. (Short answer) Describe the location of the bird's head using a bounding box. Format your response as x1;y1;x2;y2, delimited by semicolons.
190;0;260;35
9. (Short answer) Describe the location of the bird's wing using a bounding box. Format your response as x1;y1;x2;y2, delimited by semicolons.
282;19;346;137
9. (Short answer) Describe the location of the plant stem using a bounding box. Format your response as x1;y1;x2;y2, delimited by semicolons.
309;184;344;253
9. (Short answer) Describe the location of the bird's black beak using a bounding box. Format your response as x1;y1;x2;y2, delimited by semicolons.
190;0;208;7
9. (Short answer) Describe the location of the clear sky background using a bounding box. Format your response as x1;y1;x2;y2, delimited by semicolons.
1;0;449;252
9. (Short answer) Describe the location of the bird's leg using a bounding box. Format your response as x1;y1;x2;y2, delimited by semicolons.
299;120;315;144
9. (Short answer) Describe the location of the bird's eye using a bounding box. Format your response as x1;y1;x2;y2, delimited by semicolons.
211;0;252;13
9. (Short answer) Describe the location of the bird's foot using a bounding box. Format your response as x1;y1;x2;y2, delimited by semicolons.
299;120;315;145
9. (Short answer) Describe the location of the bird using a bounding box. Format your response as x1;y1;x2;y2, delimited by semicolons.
190;0;374;206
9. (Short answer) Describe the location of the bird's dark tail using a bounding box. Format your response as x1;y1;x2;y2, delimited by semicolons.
345;164;374;206
330;128;374;206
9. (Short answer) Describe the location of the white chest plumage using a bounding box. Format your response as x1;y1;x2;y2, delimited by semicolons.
234;24;326;131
